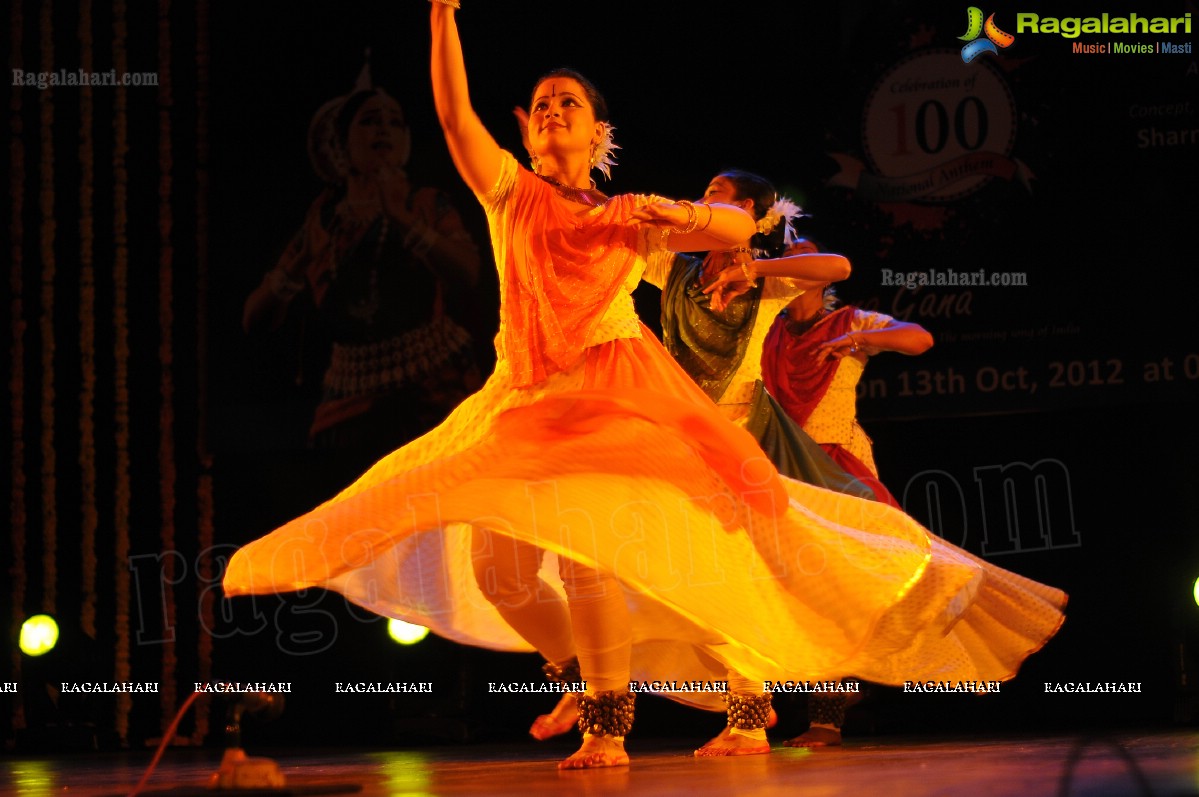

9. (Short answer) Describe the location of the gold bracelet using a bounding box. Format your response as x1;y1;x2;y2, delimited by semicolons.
429;0;460;8
739;260;758;287
697;203;714;232
671;200;699;234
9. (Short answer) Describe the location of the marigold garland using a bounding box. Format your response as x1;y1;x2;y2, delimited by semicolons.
157;0;179;736
192;0;214;746
78;0;98;643
9;0;28;734
39;0;59;617
112;0;133;743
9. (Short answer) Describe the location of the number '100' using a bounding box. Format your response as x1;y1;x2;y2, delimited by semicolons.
891;97;988;155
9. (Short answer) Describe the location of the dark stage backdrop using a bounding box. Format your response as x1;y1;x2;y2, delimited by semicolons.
3;0;1197;751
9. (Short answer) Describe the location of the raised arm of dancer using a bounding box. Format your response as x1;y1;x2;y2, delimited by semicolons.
430;4;503;196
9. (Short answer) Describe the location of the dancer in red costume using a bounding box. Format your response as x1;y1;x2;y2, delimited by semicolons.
763;274;934;745
763;276;934;509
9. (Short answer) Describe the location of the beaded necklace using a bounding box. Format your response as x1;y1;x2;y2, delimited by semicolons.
538;174;609;207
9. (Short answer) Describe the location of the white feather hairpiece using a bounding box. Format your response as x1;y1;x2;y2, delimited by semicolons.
591;122;620;181
757;196;807;245
822;284;841;311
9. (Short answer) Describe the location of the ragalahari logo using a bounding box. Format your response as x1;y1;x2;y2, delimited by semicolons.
959;7;1015;62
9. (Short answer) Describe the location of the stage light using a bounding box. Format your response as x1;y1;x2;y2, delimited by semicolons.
19;614;59;657
1193;576;1199;608
17;616;103;751
387;619;430;645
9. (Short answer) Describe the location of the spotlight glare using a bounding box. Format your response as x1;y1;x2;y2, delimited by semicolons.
387;619;430;646
19;615;60;657
1193;576;1199;609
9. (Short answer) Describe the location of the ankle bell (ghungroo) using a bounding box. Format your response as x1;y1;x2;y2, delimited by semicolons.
542;657;582;687
576;690;635;738
724;691;772;731
808;693;847;728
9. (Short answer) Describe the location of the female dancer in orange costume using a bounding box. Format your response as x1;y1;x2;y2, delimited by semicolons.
223;0;1068;769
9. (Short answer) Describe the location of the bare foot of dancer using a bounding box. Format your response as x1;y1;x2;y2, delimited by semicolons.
530;692;579;740
559;735;629;769
784;724;842;747
694;727;771;757
696;691;774;756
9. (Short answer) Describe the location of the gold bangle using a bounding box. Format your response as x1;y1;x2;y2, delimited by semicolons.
429;0;460;7
739;260;758;287
697;203;714;232
671;200;699;234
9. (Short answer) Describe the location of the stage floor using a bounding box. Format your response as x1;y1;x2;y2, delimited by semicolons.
6;729;1198;797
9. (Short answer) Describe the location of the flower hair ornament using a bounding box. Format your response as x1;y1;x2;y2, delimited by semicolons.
821;284;841;312
590;122;620;181
757;196;808;246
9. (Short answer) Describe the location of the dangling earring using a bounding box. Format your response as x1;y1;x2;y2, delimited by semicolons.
530;153;542;175
588;143;598;170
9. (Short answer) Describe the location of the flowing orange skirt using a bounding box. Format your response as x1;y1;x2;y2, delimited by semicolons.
224;325;1066;709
